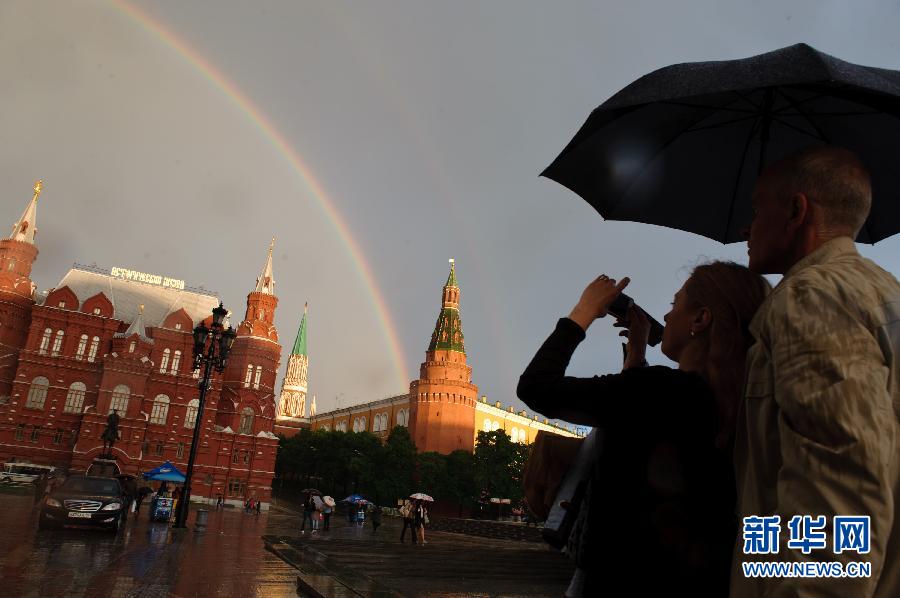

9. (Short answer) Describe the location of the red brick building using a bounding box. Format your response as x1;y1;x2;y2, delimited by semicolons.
0;183;282;508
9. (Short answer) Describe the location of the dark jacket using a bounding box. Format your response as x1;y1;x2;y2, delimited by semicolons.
517;318;735;595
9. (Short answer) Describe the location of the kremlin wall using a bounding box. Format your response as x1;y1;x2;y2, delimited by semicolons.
0;182;580;510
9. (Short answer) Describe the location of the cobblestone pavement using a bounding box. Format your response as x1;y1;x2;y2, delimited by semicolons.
0;493;299;598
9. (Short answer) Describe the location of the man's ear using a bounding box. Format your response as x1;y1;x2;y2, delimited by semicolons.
787;193;810;229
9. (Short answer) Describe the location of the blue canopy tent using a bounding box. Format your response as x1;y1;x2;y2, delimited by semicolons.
142;461;186;483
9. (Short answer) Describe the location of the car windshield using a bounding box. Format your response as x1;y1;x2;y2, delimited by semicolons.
61;477;120;495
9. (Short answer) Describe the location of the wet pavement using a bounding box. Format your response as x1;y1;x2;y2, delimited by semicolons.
265;512;575;597
0;493;299;597
0;492;575;597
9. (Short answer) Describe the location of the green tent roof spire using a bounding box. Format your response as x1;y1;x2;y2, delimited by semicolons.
292;302;308;356
428;259;465;354
445;258;458;288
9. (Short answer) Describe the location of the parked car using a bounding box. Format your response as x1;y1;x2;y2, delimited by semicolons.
1;462;56;486
38;475;125;533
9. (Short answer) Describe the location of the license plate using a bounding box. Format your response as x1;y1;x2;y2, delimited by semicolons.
68;512;92;519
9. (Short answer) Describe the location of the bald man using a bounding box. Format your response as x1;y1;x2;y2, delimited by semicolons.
732;146;900;597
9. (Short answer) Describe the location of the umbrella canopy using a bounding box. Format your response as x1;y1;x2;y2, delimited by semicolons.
410;493;434;502
341;494;368;504
543;43;900;244
142;461;186;483
312;495;325;509
301;488;322;496
322;495;336;507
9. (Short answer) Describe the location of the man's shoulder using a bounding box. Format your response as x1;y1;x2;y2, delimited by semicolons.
767;253;900;326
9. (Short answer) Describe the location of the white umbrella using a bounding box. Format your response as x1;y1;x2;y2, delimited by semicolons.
410;492;434;502
312;495;324;509
322;495;336;507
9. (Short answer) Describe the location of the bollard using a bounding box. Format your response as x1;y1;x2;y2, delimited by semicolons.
195;508;209;531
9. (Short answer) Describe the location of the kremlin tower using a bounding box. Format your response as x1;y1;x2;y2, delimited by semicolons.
274;303;309;437
408;259;479;453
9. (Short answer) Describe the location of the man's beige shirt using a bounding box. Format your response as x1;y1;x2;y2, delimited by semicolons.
732;237;900;598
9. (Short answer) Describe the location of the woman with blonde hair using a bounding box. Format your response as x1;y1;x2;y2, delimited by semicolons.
518;261;770;596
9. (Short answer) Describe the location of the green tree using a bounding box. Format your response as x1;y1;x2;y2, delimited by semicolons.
445;449;476;516
474;430;528;505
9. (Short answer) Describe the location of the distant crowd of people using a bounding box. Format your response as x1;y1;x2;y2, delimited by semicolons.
298;493;429;544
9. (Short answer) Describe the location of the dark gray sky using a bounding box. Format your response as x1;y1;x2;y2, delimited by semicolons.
3;0;899;423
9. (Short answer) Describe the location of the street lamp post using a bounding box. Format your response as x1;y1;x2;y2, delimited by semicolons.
173;302;236;529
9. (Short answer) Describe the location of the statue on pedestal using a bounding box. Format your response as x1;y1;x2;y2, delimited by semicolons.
100;410;120;458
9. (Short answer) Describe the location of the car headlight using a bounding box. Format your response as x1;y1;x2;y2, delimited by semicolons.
45;497;62;508
101;502;122;511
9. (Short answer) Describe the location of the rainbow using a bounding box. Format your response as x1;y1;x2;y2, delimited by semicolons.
111;0;409;391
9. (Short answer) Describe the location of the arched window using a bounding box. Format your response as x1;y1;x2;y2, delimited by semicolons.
253;365;262;389
63;382;86;413
51;330;64;356
128;341;136;353
511;428;519;443
109;384;130;415
7;258;15;271
491;421;500;432
88;336;100;362
184;399;200;429
321;424;330;431
170;350;181;374
150;395;170;425
483;419;491;432
238;407;254;435
75;334;88;360
244;364;253;387
159;349;170;373
39;328;52;355
370;416;378;432
25;376;50;409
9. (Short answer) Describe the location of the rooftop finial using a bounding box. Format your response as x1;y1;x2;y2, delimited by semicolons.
33;180;43;200
139;304;144;315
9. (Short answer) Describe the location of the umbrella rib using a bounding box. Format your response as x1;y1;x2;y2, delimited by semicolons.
723;116;762;242
684;113;761;133
769;115;829;142
776;88;831;142
731;89;764;111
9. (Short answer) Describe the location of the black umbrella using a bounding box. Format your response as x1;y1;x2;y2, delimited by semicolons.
542;43;900;244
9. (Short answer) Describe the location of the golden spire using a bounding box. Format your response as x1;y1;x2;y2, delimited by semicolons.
33;180;43;201
139;304;145;315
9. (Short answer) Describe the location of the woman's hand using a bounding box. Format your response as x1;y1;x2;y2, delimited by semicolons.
615;304;651;369
568;274;630;331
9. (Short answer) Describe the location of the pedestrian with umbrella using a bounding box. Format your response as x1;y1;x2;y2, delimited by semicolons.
299;489;319;534
540;43;900;597
409;496;432;545
322;495;335;531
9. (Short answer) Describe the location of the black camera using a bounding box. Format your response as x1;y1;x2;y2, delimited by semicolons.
608;293;664;346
